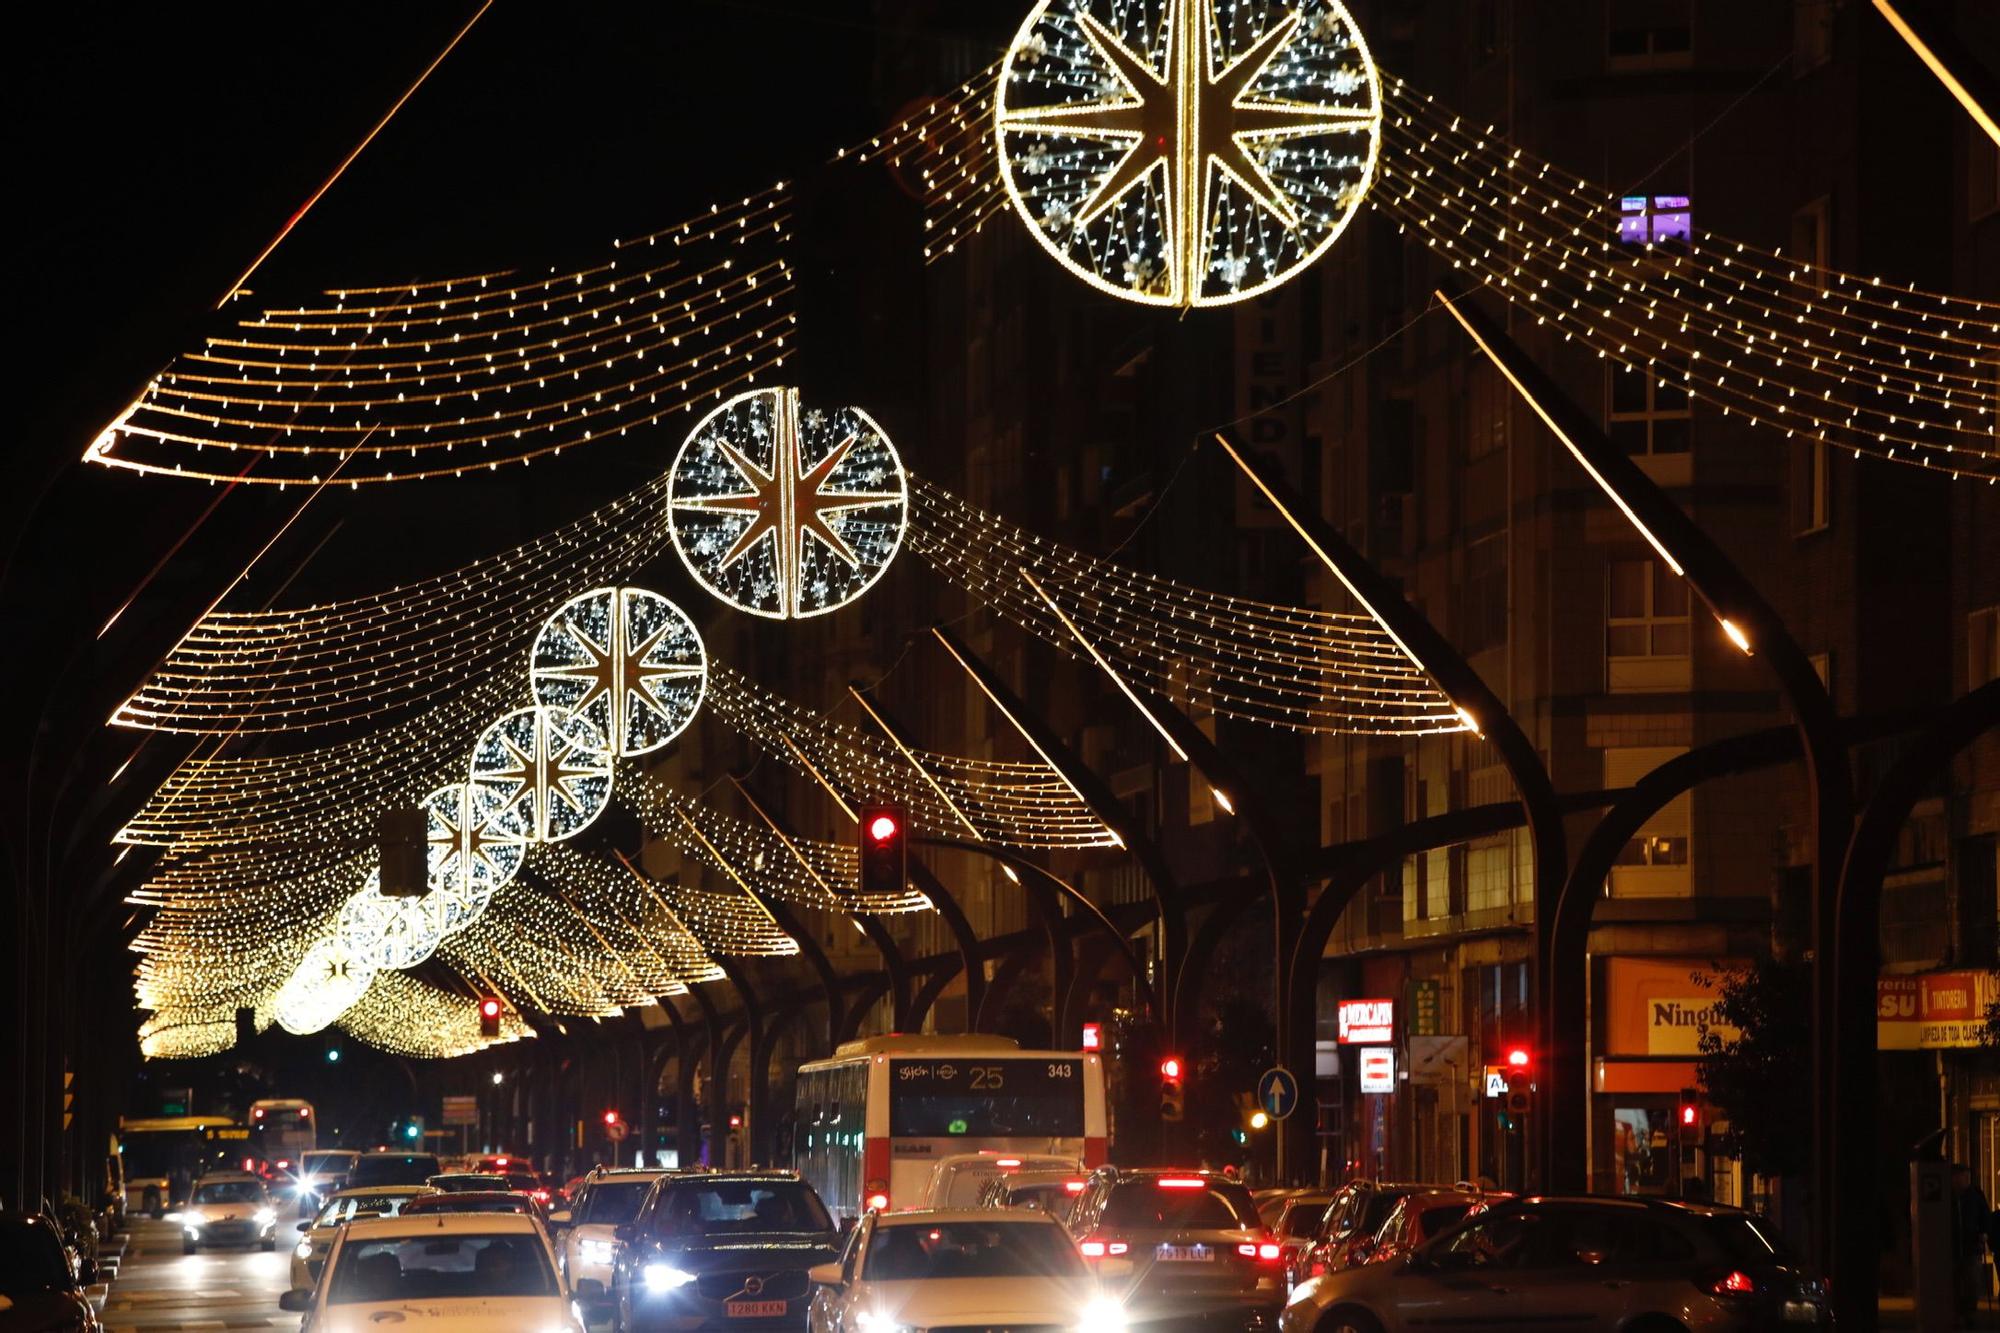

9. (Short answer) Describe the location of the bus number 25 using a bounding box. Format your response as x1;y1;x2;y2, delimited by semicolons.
970;1066;1005;1089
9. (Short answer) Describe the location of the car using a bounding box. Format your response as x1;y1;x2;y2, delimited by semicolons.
1355;1188;1505;1269
918;1152;1082;1210
344;1151;442;1189
288;1185;437;1292
972;1169;1089;1223
502;1168;555;1208
805;1208;1123;1333
290;1150;360;1216
1290;1182;1430;1289
610;1170;841;1332
1066;1167;1286;1331
278;1210;583;1331
1278;1196;1832;1333
0;1211;101;1332
471;1153;528;1176
1265;1191;1336;1285
427;1172;512;1193
179;1172;278;1254
552;1167;677;1319
400;1190;542;1216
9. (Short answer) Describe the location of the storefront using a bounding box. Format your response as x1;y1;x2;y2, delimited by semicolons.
1592;957;1740;1198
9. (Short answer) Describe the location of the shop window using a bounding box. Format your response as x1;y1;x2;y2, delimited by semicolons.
1607;0;1692;70
1603;747;1691;896
1606;559;1691;692
1607;360;1691;487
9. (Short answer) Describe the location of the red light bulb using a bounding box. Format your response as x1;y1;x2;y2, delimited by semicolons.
869;814;899;842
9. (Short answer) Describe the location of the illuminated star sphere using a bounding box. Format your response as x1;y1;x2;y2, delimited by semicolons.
422;782;525;932
996;0;1381;307
668;387;908;620
273;936;377;1036
468;705;615;843
336;869;452;971
531;586;707;757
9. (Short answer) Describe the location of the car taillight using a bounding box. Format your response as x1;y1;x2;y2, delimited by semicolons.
1157;1177;1206;1189
1064;1180;1087;1193
1708;1270;1758;1296
1081;1240;1107;1258
1237;1242;1283;1261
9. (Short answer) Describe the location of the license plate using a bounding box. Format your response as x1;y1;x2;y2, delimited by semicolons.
726;1299;789;1317
1157;1244;1214;1262
1782;1301;1823;1323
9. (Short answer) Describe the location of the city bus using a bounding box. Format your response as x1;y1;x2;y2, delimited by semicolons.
793;1033;1106;1224
116;1115;248;1216
248;1097;317;1173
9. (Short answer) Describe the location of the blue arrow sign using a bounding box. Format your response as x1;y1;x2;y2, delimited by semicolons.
1257;1067;1300;1121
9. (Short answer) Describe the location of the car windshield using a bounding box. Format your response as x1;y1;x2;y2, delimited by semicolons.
432;1175;508;1192
1103;1180;1259;1230
301;1152;352;1177
504;1174;541;1192
864;1221;1086;1281
0;1222;70;1299
579;1180;654;1224
650;1181;832;1235
409;1196;527;1214
326;1233;557;1303
348;1156;440;1186
316;1193;419;1226
193;1180;264;1204
1004;1183;1077;1216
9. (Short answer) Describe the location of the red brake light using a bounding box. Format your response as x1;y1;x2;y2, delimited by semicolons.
1064;1180;1087;1193
1259;1242;1282;1261
1710;1270;1757;1295
997;1158;1023;1169
253;1108;265;1120
1157;1177;1206;1189
1238;1243;1257;1257
866;1193;890;1212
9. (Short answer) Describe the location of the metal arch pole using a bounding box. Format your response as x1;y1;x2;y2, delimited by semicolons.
1214;432;1569;1189
1874;0;2000;147
713;961;771;1168
1831;683;2000;1327
1435;285;1854;1223
907;958;968;1033
729;774;914;1031
907;858;989;1028
926;623;1188;1035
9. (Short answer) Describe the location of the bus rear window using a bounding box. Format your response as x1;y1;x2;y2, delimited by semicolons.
889;1059;1085;1138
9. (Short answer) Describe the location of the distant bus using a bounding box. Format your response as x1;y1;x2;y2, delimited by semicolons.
116;1116;247;1216
793;1034;1106;1224
248;1098;317;1173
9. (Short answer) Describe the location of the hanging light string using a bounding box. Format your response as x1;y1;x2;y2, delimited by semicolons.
336;970;530;1059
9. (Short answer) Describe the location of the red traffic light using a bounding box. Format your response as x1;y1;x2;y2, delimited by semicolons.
480;998;501;1018
1159;1056;1183;1080
1505;1046;1531;1069
868;813;900;842
728;1112;744;1130
603;1109;620;1126
1680;1103;1698;1127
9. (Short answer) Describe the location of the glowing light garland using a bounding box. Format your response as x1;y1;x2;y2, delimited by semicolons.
995;0;1381;306
668;387;908;619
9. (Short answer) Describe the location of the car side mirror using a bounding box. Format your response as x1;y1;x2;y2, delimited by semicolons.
549;1209;572;1226
297;1220;313;1233
278;1289;314;1313
807;1262;846;1288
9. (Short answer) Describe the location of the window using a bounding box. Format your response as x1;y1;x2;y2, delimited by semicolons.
1608;362;1691;456
1604;747;1691;896
1461;532;1508;654
1607;1;1692;69
1616;195;1693;248
1606;559;1691;692
1972;607;2000;687
1793;0;1834;74
1791;200;1831;533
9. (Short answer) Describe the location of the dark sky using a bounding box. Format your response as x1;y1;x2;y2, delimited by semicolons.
6;2;1010;944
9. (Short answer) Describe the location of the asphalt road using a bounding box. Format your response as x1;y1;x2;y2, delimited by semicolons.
99;1215;301;1332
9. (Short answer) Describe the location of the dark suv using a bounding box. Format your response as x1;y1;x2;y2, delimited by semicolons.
611;1171;839;1332
1067;1167;1286;1330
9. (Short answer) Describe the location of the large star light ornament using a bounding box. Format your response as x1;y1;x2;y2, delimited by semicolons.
468;705;615;843
996;0;1381;307
337;868;452;971
531;587;707;757
422;782;525;932
668;387;908;619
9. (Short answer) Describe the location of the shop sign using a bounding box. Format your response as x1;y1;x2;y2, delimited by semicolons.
1878;972;2000;1050
1483;1066;1510;1098
1338;998;1395;1045
1358;1047;1395;1094
1605;958;1740;1057
1409;980;1442;1037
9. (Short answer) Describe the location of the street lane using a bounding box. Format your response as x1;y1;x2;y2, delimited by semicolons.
100;1215;301;1332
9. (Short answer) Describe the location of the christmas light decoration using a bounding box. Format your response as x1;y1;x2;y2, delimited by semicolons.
422;781;523;932
668;387;908;619
468;706;615;843
272;936;378;1036
336;970;531;1058
531;586;707;756
994;0;1380;306
336;869;451;971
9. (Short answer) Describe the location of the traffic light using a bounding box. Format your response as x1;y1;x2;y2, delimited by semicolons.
858;803;907;894
1678;1087;1700;1130
1504;1045;1532;1073
1159;1055;1185;1122
603;1109;621;1128
479;996;502;1038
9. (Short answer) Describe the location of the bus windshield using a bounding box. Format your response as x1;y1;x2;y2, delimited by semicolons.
889;1058;1084;1138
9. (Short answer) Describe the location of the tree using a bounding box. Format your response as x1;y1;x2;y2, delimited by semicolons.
1694;959;1812;1180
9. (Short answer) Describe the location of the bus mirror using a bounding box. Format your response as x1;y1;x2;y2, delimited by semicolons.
278;1290;313;1313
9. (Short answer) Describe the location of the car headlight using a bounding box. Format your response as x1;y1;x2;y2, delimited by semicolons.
856;1311;914;1333
254;1208;276;1225
182;1211;207;1228
295;1240;314;1260
580;1239;617;1264
643;1262;696;1291
1074;1298;1126;1333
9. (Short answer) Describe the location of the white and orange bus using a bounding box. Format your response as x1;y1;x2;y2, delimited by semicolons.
792;1033;1106;1224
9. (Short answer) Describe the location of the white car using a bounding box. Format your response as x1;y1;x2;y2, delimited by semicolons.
289;1185;437;1292
918;1153;1082;1210
550;1167;674;1312
807;1209;1122;1333
280;1211;583;1331
180;1172;279;1254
